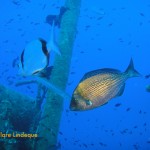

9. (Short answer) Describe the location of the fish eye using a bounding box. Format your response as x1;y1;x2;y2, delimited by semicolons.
85;100;92;106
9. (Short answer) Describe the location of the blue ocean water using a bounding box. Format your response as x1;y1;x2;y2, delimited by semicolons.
0;0;150;150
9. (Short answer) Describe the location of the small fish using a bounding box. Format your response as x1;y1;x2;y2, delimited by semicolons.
59;131;63;135
12;57;19;68
147;138;150;143
139;12;144;16
139;110;142;114
70;58;141;111
25;0;30;3
115;103;122;107
126;107;131;111
145;74;150;79
83;144;88;148
12;0;20;6
146;85;150;92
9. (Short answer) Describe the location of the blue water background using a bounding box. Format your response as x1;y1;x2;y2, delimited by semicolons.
0;0;150;149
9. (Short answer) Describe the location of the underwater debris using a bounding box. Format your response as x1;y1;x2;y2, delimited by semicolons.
0;84;40;150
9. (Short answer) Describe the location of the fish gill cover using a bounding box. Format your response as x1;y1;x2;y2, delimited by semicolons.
0;0;150;150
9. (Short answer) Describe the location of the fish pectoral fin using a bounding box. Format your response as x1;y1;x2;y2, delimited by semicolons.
38;66;53;79
117;84;125;97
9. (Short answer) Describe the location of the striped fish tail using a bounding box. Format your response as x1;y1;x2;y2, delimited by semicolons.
125;58;141;78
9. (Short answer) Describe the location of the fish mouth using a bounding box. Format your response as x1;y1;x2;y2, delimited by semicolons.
70;100;77;111
70;97;80;111
69;101;85;111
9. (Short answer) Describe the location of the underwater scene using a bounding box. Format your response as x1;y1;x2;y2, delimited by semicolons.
0;0;150;150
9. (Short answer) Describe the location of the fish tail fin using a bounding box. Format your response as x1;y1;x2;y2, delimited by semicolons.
46;21;61;55
125;58;141;78
36;77;70;100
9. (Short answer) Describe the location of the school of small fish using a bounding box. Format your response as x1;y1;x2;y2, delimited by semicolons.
0;0;150;149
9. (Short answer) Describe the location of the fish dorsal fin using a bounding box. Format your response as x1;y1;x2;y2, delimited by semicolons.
81;68;121;82
117;83;125;97
125;58;141;78
38;66;53;79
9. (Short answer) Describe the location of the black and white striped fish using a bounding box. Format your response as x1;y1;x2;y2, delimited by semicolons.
18;22;60;76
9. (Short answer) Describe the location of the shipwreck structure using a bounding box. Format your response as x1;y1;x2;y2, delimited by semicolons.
0;0;81;149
